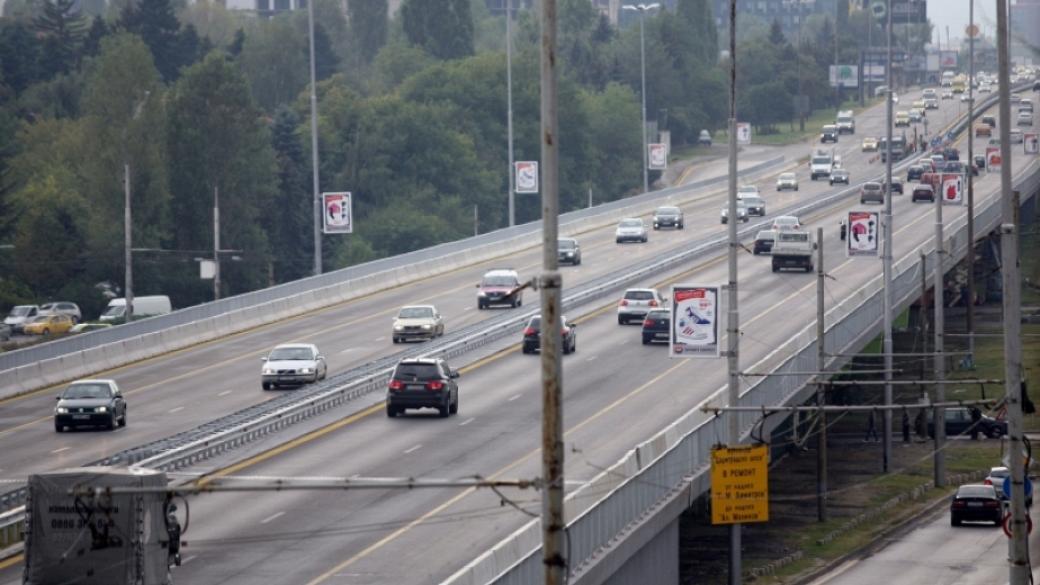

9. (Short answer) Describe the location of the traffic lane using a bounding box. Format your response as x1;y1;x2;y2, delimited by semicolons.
805;502;1040;585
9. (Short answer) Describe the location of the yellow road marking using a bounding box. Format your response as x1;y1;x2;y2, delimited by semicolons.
0;554;21;570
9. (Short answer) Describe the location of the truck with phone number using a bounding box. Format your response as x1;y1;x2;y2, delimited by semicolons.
771;230;816;273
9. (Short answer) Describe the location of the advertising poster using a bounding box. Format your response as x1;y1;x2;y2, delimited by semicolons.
941;173;963;205
986;147;1002;172
829;65;859;88
846;211;879;257
670;285;720;358
322;192;352;234
1026;133;1039;155
648;143;667;170
736;123;752;145
515;161;539;193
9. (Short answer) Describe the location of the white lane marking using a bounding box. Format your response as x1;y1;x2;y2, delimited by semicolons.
181;555;197;565
375;337;386;342
508;394;521;402
260;511;285;525
463;307;473;311
586;355;598;362
459;417;475;426
403;444;423;455
168;406;185;414
217;390;232;397
339;347;360;354
51;447;70;454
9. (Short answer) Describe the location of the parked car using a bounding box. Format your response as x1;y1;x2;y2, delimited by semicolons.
641;309;671;345
260;343;327;390
859;182;884;205
829;168;850;185
54;379;126;432
521;315;577;354
23;314;75;336
928;406;1007;438
982;466;1032;507
618;288;666;325
39;302;82;324
4;304;40;333
911;184;936;203
0;323;10;342
392;305;444;343
652;206;684;230
477;269;523;309
753;230;776;255
950;484;1002;526
775;172;799;191
906;165;924;182
720;203;749;224
385;357;459;418
99;295;172;322
558;237;582;265
615;218;648;243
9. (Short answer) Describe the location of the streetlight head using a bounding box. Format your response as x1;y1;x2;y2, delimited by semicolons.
644;3;660;9
622;5;637;11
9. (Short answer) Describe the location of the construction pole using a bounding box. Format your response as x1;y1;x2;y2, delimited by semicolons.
881;0;895;473
213;185;221;301
965;0;976;366
307;0;322;276
996;0;1027;575
538;1;565;584
816;226;827;522
726;1;741;583
506;0;516;227
123;163;134;322
932;168;945;488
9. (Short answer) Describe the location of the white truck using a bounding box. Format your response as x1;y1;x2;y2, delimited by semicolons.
809;150;834;181
99;295;172;322
771;230;816;273
836;110;856;134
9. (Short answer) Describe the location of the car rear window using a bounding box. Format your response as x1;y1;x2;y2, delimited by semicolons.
755;231;775;240
620;219;642;227
624;290;654;301
645;310;670;320
558;239;576;250
394;363;441;381
956;485;996;498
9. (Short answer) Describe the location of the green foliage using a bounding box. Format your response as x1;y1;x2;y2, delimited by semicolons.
268;107;312;282
400;0;474;60
370;41;434;93
0;20;43;94
10;171;89;296
348;0;388;67
237;16;308;112
34;0;86;77
120;0;199;81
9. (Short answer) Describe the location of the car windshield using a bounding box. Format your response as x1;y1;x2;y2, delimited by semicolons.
989;468;1010;479
779;173;795;181
269;347;314;361
775;217;797;225
619;219;642;228
812;157;830;165
9;306;31;316
915;185;934;193
62;383;112;399
743;196;764;206
393;363;441;381
624;290;655;301
738;186;757;193
101;305;125;317
482;275;516;287
398;307;434;319
957;485;995;498
834;170;848;176
655;207;679;216
558;239;576;250
863;183;882;192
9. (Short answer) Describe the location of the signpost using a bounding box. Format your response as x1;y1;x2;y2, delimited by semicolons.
711;444;769;525
846;210;880;257
648;143;667;170
514;161;539;193
321;192;353;234
670;285;720;358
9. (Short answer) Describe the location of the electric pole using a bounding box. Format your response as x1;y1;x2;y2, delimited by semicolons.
539;1;565;584
932;169;945;487
966;0;976;365
308;0;322;276
816;226;827;522
726;1;741;582
881;0;895;472
213;186;221;301
124;164;133;322
506;0;516;227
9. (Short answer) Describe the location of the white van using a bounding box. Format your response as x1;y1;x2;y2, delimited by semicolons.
99;296;172;322
4;305;40;333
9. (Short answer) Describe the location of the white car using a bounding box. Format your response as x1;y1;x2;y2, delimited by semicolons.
1010;129;1024;144
392;305;444;343
740;194;767;216
720;203;748;224
617;288;666;325
1018;111;1034;126
261;343;327;390
941;90;953;100
775;172;799;191
738;185;760;197
771;215;801;231
39;302;82;324
615;218;648;243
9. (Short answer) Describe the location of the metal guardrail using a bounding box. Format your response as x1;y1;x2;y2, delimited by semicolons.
0;156;784;376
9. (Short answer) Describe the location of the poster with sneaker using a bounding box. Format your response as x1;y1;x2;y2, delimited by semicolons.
670;285;720;358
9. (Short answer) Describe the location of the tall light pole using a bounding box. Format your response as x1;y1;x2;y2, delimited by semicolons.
881;0;895;472
725;0;741;582
123;92;149;323
623;3;659;195
307;0;322;276
506;0;516;227
965;0;976;365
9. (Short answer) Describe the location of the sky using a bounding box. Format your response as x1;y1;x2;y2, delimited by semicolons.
929;1;997;47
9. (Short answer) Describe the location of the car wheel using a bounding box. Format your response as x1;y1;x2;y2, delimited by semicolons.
642;236;648;243
618;316;626;325
522;345;532;354
642;336;651;345
107;415;117;431
449;396;458;415
386;404;398;418
771;260;779;273
262;382;271;390
392;337;399;344
616;239;622;244
511;298;518;308
987;427;1003;439
42;329;50;336
951;515;961;526
477;302;485;310
54;421;63;433
438;401;450;418
119;410;127;427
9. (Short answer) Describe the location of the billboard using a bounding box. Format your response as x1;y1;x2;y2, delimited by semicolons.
322;192;353;234
892;0;928;24
514;161;539;193
648;143;667;170
941;173;964;205
670;285;720;358
736;123;752;145
986;147;1002;171
846;211;880;257
1026;133;1039;155
830;65;859;88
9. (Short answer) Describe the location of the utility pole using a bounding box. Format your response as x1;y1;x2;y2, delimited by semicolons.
726;0;741;582
996;0;1027;576
625;4;656;195
538;1;565;583
965;0;976;365
213;186;221;301
881;0;895;473
506;0;516;227
932;170;945;487
474;205;479;237
308;0;322;276
920;251;929;387
124;164;134;322
816;226;827;522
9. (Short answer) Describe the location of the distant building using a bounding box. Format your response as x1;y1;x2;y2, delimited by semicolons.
713;0;835;35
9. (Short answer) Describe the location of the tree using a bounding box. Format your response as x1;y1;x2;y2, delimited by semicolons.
768;19;786;46
34;0;86;77
120;0;193;81
238;16;309;112
82;16;109;58
676;0;717;65
313;23;339;81
227;28;245;58
267;107;312;282
10;171;89;296
348;0;388;67
400;0;474;60
0;20;43;94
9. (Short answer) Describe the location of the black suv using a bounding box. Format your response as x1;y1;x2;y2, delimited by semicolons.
652;206;684;230
522;315;577;354
753;230;776;255
386;358;460;418
641;309;671;345
906;165;924;182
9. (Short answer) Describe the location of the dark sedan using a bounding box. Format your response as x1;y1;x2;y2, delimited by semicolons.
54;379;127;432
641;309;671;345
906;165;924;182
753;230;776;255
884;178;904;195
652;206;684;230
950;484;1002;526
912;184;935;203
522;315;577;354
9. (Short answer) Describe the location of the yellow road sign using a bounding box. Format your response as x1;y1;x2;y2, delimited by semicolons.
711;444;769;525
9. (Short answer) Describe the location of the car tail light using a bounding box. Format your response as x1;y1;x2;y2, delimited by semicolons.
983;479;992;485
984;500;1000;508
523;327;536;336
952;500;966;508
643;319;653;327
427;381;445;391
388;379;404;391
648;300;658;307
620;299;628;307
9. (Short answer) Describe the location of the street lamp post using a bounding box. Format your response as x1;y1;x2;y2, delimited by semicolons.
123;93;149;323
506;0;516;227
623;3;659;195
307;0;322;276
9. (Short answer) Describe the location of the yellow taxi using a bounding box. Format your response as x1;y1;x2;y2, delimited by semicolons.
861;136;878;152
23;314;75;336
895;111;911;127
